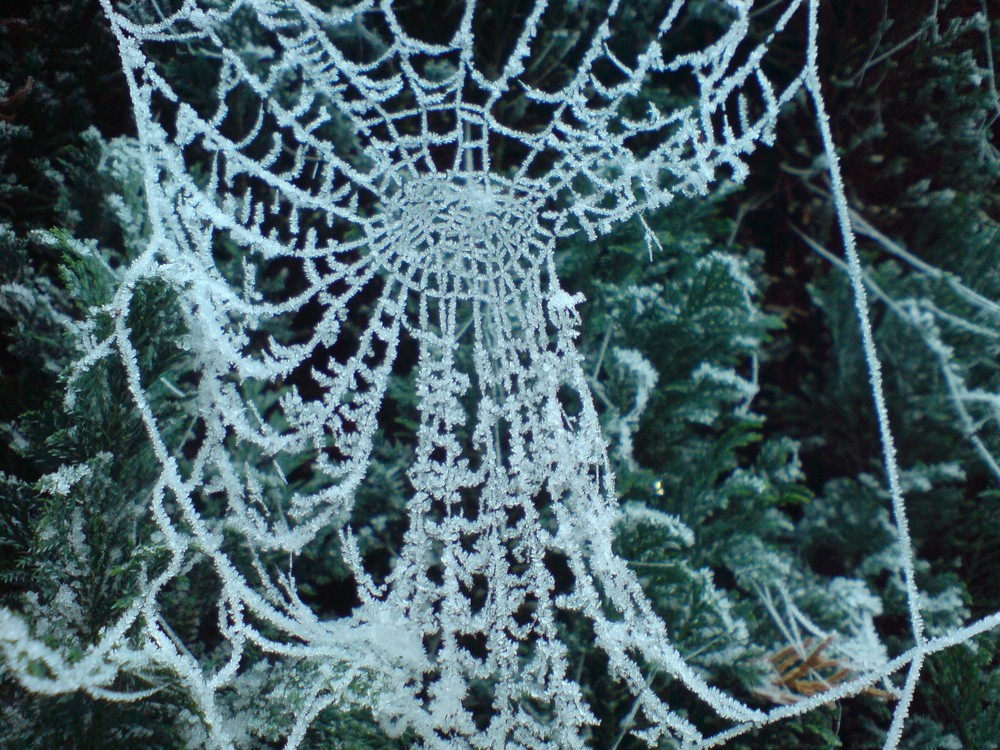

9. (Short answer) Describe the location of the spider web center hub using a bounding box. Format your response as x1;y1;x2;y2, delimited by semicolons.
372;172;550;299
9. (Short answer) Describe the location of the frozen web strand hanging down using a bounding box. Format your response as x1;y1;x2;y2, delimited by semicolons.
1;0;997;747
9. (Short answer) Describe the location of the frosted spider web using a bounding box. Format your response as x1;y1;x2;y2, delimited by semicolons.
2;0;999;748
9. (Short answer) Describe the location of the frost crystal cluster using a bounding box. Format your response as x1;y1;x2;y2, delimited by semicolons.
2;0;998;748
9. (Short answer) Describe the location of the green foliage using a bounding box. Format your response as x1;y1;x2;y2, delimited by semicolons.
916;637;1000;749
744;0;1000;744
